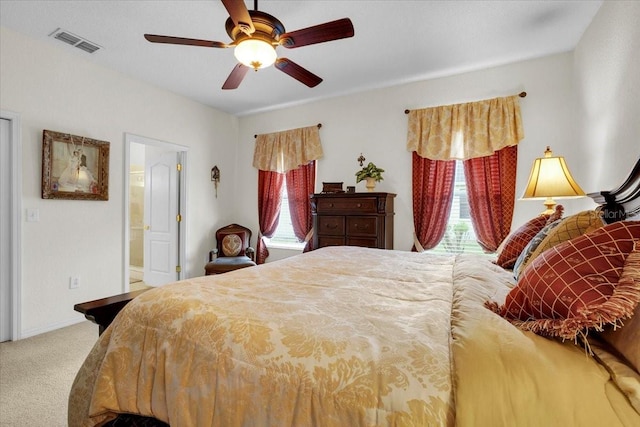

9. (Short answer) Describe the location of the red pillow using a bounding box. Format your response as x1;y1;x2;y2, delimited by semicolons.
489;221;640;340
496;206;562;269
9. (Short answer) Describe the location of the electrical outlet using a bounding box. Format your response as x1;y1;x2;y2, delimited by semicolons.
69;276;80;289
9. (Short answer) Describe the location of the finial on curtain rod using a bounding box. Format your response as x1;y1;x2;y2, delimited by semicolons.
254;123;322;138
403;92;527;114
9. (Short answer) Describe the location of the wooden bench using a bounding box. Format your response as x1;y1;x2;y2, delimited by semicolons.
74;289;150;335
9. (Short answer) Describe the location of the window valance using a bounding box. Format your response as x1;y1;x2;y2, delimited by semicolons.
253;125;323;173
406;95;524;160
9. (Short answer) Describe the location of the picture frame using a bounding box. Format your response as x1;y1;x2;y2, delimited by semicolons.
41;130;110;200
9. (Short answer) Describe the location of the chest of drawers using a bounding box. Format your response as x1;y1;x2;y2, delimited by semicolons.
310;192;396;250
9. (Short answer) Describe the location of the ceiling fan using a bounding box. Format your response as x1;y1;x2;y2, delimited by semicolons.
144;0;355;90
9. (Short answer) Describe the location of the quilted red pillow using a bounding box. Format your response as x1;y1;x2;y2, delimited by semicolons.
495;206;563;269
489;221;640;340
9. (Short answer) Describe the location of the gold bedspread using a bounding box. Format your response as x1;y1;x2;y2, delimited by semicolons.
450;255;640;427
68;247;639;426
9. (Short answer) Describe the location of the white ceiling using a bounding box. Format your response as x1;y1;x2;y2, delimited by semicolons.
0;0;602;116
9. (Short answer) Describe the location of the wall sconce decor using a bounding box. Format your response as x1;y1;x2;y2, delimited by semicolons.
521;146;585;214
211;165;220;198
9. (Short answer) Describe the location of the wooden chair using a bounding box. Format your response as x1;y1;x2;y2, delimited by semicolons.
204;223;256;275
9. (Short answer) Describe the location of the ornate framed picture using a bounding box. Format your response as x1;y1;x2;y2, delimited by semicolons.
41;130;110;200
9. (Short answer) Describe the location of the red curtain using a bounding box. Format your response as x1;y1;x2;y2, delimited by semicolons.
412;152;457;251
285;161;316;252
256;170;285;264
463;145;517;252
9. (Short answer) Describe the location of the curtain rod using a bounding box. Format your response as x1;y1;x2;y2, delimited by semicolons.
404;92;527;114
255;123;322;138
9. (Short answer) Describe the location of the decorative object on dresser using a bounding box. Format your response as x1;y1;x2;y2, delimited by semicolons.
41;129;110;201
355;161;385;192
521;146;586;214
321;182;344;193
310;192;395;250
204;223;256;275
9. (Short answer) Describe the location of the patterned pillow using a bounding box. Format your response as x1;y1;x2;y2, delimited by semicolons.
513;219;562;280
488;221;640;340
495;205;563;269
221;233;243;257
516;210;606;277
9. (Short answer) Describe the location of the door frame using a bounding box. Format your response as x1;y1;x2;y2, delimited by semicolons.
1;110;22;340
123;133;188;291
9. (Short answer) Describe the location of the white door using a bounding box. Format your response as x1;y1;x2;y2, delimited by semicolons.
0;118;11;341
143;148;179;286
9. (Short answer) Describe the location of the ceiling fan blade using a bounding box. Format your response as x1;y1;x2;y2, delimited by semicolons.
275;58;322;88
221;0;255;35
222;64;250;90
144;34;229;48
280;18;354;49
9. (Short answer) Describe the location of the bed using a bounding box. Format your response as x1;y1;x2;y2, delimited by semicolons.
69;160;640;427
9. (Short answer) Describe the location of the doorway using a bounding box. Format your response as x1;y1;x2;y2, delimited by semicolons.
0;110;21;342
124;134;187;291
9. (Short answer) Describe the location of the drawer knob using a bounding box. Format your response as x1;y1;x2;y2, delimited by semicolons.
356;203;362;207
328;203;334;207
326;224;337;229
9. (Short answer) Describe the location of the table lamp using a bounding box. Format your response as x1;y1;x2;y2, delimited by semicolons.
522;146;585;214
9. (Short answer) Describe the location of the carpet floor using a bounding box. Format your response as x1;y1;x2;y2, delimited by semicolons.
0;321;98;426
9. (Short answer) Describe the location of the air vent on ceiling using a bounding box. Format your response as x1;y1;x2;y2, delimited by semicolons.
49;28;101;54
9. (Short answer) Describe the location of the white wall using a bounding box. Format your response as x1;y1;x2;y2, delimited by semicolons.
0;27;238;337
236;52;596;253
573;0;640;192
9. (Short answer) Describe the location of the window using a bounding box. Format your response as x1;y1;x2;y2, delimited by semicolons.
432;161;485;255
267;181;306;250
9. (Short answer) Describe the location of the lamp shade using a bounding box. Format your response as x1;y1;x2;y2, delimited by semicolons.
522;147;585;214
234;39;277;70
522;147;585;199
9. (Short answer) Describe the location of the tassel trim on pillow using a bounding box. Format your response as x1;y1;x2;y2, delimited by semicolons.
485;241;640;343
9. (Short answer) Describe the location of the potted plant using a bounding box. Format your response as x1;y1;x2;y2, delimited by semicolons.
355;162;385;192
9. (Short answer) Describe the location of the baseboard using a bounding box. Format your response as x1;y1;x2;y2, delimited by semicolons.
19;316;87;340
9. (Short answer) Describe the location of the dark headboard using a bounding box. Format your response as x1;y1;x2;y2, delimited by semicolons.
588;158;640;224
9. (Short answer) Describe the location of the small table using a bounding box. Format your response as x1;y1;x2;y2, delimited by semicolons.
74;289;149;335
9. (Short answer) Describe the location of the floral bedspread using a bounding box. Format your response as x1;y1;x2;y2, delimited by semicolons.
69;247;459;426
68;246;639;426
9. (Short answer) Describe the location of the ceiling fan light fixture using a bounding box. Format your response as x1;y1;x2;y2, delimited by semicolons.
234;39;276;70
145;1;354;89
